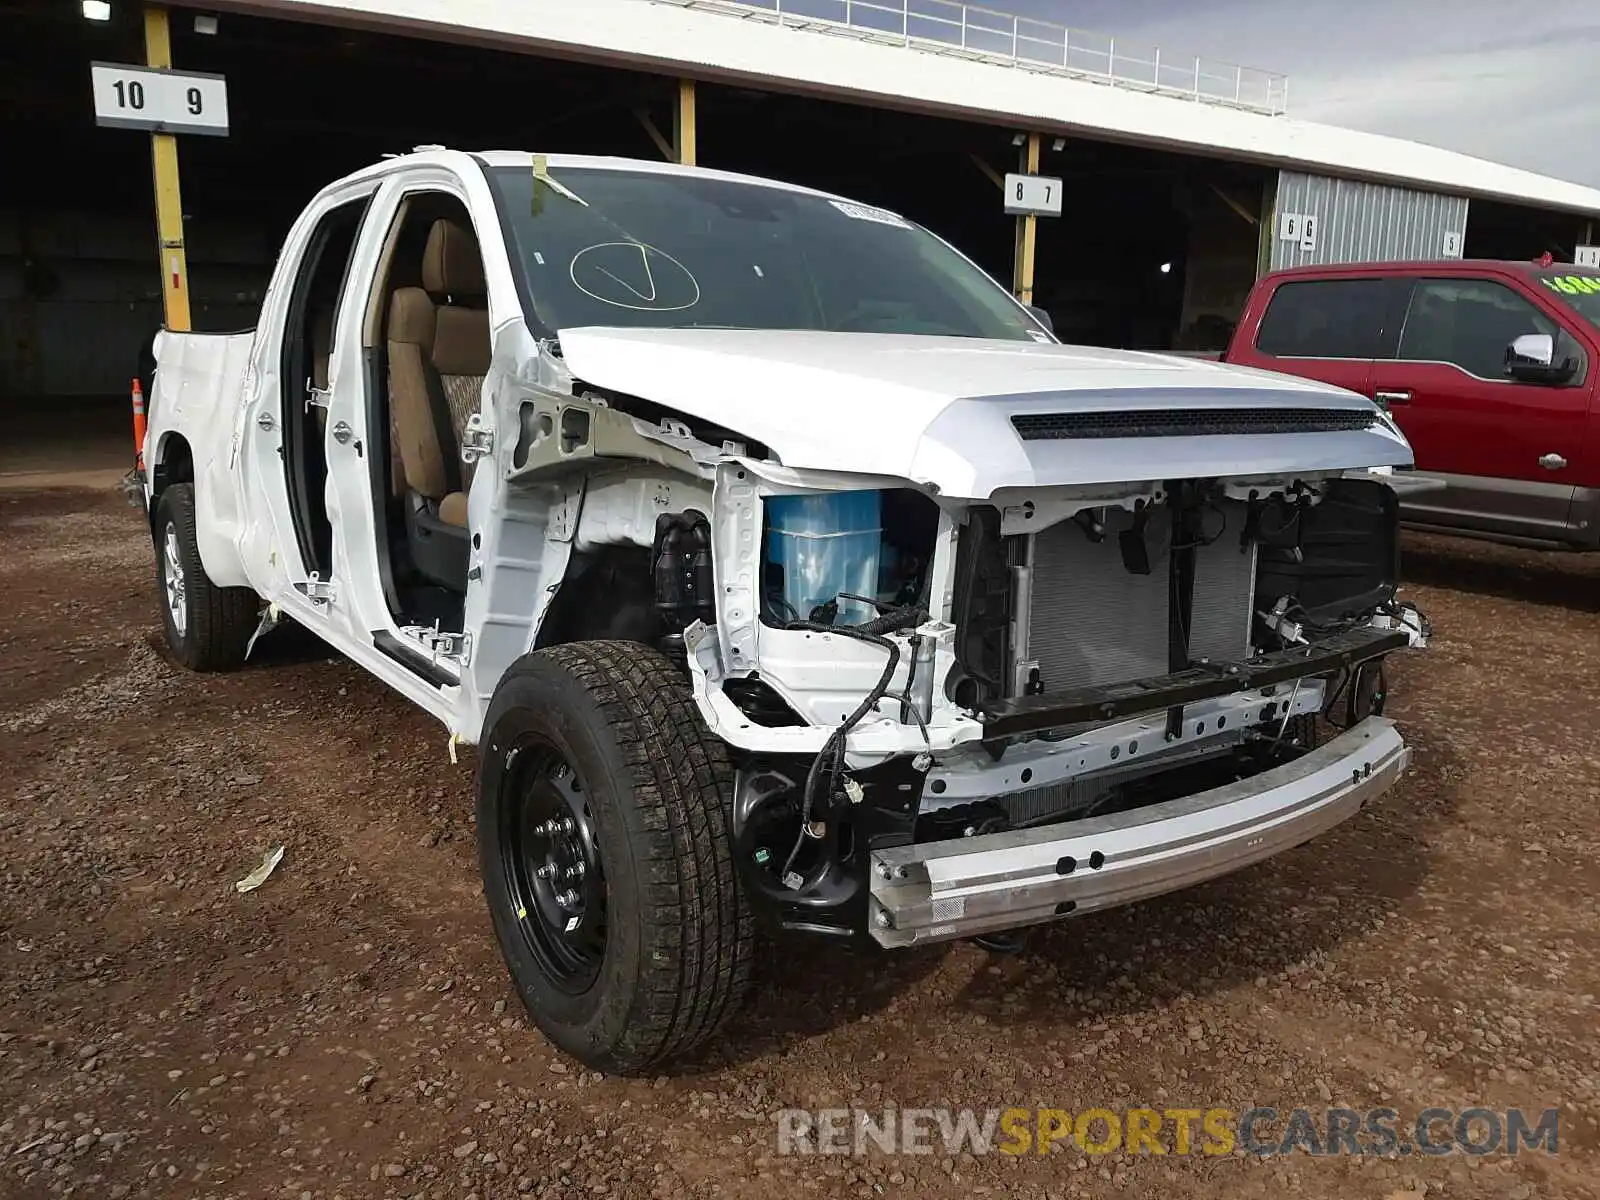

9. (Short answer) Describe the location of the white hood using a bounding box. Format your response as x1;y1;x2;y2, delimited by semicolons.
555;328;1412;498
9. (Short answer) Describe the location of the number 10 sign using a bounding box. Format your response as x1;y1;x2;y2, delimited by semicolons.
90;62;229;137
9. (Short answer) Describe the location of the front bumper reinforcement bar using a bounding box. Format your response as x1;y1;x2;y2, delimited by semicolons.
979;625;1408;740
868;715;1408;948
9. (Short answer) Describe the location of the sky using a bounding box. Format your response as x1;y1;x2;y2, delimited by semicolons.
997;0;1600;188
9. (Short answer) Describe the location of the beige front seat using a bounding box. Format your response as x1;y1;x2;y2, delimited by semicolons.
387;218;489;588
389;219;490;520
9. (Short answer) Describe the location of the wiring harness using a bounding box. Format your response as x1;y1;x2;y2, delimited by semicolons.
777;601;927;888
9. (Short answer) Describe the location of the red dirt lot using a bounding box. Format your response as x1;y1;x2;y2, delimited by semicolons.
1;485;1597;1200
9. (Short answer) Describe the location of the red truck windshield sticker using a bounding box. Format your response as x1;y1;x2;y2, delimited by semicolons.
1540;274;1600;295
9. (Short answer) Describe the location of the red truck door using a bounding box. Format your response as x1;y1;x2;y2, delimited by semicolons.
1373;274;1591;539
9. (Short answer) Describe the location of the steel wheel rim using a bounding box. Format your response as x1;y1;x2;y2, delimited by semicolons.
161;522;187;637
499;738;608;994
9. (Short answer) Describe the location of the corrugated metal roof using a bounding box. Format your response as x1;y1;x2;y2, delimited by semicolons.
222;0;1600;216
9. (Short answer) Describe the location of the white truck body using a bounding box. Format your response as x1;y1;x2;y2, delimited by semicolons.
142;151;1425;959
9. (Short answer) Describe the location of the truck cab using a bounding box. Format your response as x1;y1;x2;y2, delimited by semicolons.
1224;260;1600;549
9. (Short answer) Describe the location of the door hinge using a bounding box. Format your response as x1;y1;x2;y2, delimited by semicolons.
305;379;332;412
460;413;494;465
400;623;472;668
297;573;338;607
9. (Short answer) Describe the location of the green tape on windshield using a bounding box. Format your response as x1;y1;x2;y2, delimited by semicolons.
1542;275;1600;295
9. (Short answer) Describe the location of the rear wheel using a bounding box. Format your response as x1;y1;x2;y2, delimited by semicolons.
153;483;258;671
477;642;754;1074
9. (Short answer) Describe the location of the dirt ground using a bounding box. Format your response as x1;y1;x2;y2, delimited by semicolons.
2;484;1597;1200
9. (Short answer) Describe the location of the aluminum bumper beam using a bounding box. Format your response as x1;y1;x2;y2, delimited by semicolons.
868;716;1408;948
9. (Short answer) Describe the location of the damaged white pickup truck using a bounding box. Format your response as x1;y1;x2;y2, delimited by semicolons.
142;150;1428;1073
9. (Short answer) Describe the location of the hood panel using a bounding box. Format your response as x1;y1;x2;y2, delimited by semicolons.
556;327;1413;497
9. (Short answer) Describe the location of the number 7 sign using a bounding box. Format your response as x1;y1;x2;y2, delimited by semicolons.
1004;173;1065;217
90;62;230;137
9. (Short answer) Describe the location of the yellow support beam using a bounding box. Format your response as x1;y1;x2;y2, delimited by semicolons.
674;78;697;166
1012;133;1041;305
144;6;191;332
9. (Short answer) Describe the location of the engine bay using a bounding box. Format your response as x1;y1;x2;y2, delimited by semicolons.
690;468;1427;938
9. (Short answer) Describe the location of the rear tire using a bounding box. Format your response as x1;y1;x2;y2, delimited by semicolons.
476;642;754;1074
153;483;258;671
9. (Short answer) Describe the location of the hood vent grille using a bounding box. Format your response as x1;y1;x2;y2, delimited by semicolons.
1011;407;1379;440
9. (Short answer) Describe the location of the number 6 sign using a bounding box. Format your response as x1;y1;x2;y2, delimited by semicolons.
90;62;230;137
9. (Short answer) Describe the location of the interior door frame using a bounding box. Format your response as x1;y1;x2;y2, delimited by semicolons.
277;191;376;580
321;167;485;671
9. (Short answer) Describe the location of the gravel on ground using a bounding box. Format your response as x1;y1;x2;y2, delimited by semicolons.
1;486;1596;1199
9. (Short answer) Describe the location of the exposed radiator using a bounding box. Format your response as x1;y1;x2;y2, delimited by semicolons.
1190;504;1257;663
1024;502;1256;694
1027;507;1171;692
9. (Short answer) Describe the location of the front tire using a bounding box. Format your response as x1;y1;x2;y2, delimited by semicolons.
476;642;754;1074
153;483;258;671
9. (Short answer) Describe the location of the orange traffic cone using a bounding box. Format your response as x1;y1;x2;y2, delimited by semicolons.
131;378;147;471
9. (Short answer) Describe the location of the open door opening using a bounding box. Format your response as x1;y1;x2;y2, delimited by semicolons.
281;198;368;579
360;191;490;637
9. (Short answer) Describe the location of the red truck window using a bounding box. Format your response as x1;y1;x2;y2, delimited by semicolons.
1255;279;1393;359
1397;278;1587;383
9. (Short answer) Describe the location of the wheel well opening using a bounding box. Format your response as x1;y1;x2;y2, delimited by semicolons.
153;433;194;490
534;546;658;650
150;434;195;532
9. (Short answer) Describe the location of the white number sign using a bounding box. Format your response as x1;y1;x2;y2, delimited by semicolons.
1575;245;1600;268
90;62;229;137
1004;173;1064;218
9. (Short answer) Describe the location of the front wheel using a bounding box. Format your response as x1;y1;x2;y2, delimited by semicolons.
152;483;258;671
476;642;755;1074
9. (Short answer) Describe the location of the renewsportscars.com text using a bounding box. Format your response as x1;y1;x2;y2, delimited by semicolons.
775;1106;1559;1158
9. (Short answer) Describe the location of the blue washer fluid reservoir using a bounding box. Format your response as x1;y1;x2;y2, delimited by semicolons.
765;491;883;626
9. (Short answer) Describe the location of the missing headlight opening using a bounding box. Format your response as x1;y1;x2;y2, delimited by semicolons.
759;489;940;628
748;488;942;908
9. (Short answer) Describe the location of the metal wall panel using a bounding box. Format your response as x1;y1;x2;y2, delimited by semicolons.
1269;171;1469;270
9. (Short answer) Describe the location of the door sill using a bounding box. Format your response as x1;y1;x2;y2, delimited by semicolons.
372;629;459;688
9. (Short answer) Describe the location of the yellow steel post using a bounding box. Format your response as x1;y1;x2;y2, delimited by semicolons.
1012;133;1041;304
1256;173;1278;279
144;6;191;331
674;78;697;166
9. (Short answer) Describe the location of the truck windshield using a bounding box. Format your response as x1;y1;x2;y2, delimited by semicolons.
487;165;1042;342
1536;270;1600;328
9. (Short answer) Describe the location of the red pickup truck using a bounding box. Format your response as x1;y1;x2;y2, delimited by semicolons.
1223;259;1600;550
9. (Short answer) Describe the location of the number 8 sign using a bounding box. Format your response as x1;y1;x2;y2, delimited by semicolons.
1004;173;1065;217
90;62;230;137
